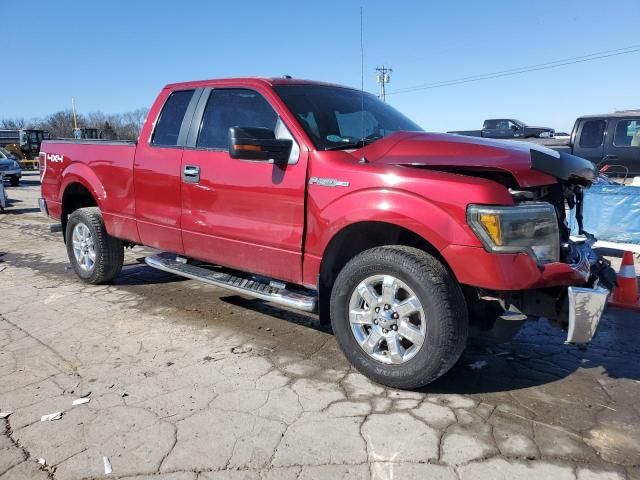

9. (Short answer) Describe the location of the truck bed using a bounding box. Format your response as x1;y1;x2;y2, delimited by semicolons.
447;130;482;137
40;138;138;241
42;138;137;146
518;137;571;148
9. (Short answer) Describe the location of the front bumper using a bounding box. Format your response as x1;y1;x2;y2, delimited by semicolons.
472;236;616;344
565;286;610;343
442;244;591;291
1;168;21;178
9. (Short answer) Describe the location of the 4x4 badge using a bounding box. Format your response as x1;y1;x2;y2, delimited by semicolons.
308;177;350;187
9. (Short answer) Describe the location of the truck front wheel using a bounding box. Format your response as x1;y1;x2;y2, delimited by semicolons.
65;207;124;284
330;246;468;389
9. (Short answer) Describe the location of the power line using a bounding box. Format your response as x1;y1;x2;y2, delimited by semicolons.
392;44;640;93
388;45;640;95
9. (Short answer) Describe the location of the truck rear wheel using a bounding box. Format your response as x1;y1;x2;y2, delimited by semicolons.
65;207;124;284
330;246;468;389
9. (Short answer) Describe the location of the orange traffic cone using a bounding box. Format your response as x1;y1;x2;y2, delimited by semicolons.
608;251;640;311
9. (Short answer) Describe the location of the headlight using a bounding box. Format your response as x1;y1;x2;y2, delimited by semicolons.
467;203;560;264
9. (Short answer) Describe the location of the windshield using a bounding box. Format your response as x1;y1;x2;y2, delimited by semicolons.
512;119;527;127
274;85;423;150
27;131;44;143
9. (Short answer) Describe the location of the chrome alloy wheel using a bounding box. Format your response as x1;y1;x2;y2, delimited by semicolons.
72;222;96;272
348;275;426;365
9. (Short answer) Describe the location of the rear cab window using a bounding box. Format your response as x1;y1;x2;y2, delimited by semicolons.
579;120;606;148
152;90;195;146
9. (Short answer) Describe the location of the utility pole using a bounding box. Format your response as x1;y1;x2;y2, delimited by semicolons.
376;66;392;102
71;97;80;138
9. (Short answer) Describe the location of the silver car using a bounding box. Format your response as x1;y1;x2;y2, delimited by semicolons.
0;148;22;186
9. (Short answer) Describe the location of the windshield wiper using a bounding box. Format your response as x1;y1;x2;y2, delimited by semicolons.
323;136;382;151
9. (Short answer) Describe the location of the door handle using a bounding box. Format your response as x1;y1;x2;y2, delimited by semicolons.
182;165;200;183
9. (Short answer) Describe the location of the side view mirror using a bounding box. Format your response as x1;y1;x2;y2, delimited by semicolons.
229;127;292;165
510;125;519;131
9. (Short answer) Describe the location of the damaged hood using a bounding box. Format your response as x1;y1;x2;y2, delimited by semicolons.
355;132;596;187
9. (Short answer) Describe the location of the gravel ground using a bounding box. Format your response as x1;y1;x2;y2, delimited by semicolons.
0;172;639;480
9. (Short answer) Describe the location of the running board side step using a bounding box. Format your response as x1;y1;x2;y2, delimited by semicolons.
145;255;317;313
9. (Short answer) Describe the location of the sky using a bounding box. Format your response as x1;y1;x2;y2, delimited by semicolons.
1;0;639;133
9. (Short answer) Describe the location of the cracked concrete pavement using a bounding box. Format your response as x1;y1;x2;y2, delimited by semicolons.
0;172;639;479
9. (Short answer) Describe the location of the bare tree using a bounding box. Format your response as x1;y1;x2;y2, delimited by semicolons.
1;108;149;140
33;110;77;138
0;118;27;129
122;108;149;134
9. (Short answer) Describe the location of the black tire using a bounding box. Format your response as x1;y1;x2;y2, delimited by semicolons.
9;176;19;187
330;246;468;389
65;207;124;284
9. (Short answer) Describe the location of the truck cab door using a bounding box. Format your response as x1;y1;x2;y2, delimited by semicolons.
572;119;606;164
133;88;203;253
604;118;640;177
507;120;523;138
483;120;508;138
179;87;308;283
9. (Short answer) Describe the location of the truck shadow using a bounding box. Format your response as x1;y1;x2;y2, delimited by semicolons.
115;262;190;286
2;206;42;215
0;196;41;215
3;249;639;394
223;294;640;393
14;178;41;187
423;309;640;394
219;295;329;334
0;251;188;286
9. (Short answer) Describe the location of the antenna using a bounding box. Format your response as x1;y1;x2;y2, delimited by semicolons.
359;6;368;164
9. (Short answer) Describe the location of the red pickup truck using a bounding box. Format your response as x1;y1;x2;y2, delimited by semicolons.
39;77;616;388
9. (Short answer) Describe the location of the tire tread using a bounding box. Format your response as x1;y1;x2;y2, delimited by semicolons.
66;207;123;284
330;245;468;389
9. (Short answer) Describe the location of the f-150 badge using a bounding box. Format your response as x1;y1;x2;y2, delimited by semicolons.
308;177;349;187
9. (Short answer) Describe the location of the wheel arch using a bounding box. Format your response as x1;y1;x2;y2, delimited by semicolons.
61;182;99;238
317;220;453;324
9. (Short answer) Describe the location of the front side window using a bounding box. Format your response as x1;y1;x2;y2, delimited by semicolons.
579;120;606;148
197;89;278;149
274;85;422;151
613;120;640;147
152;90;194;146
